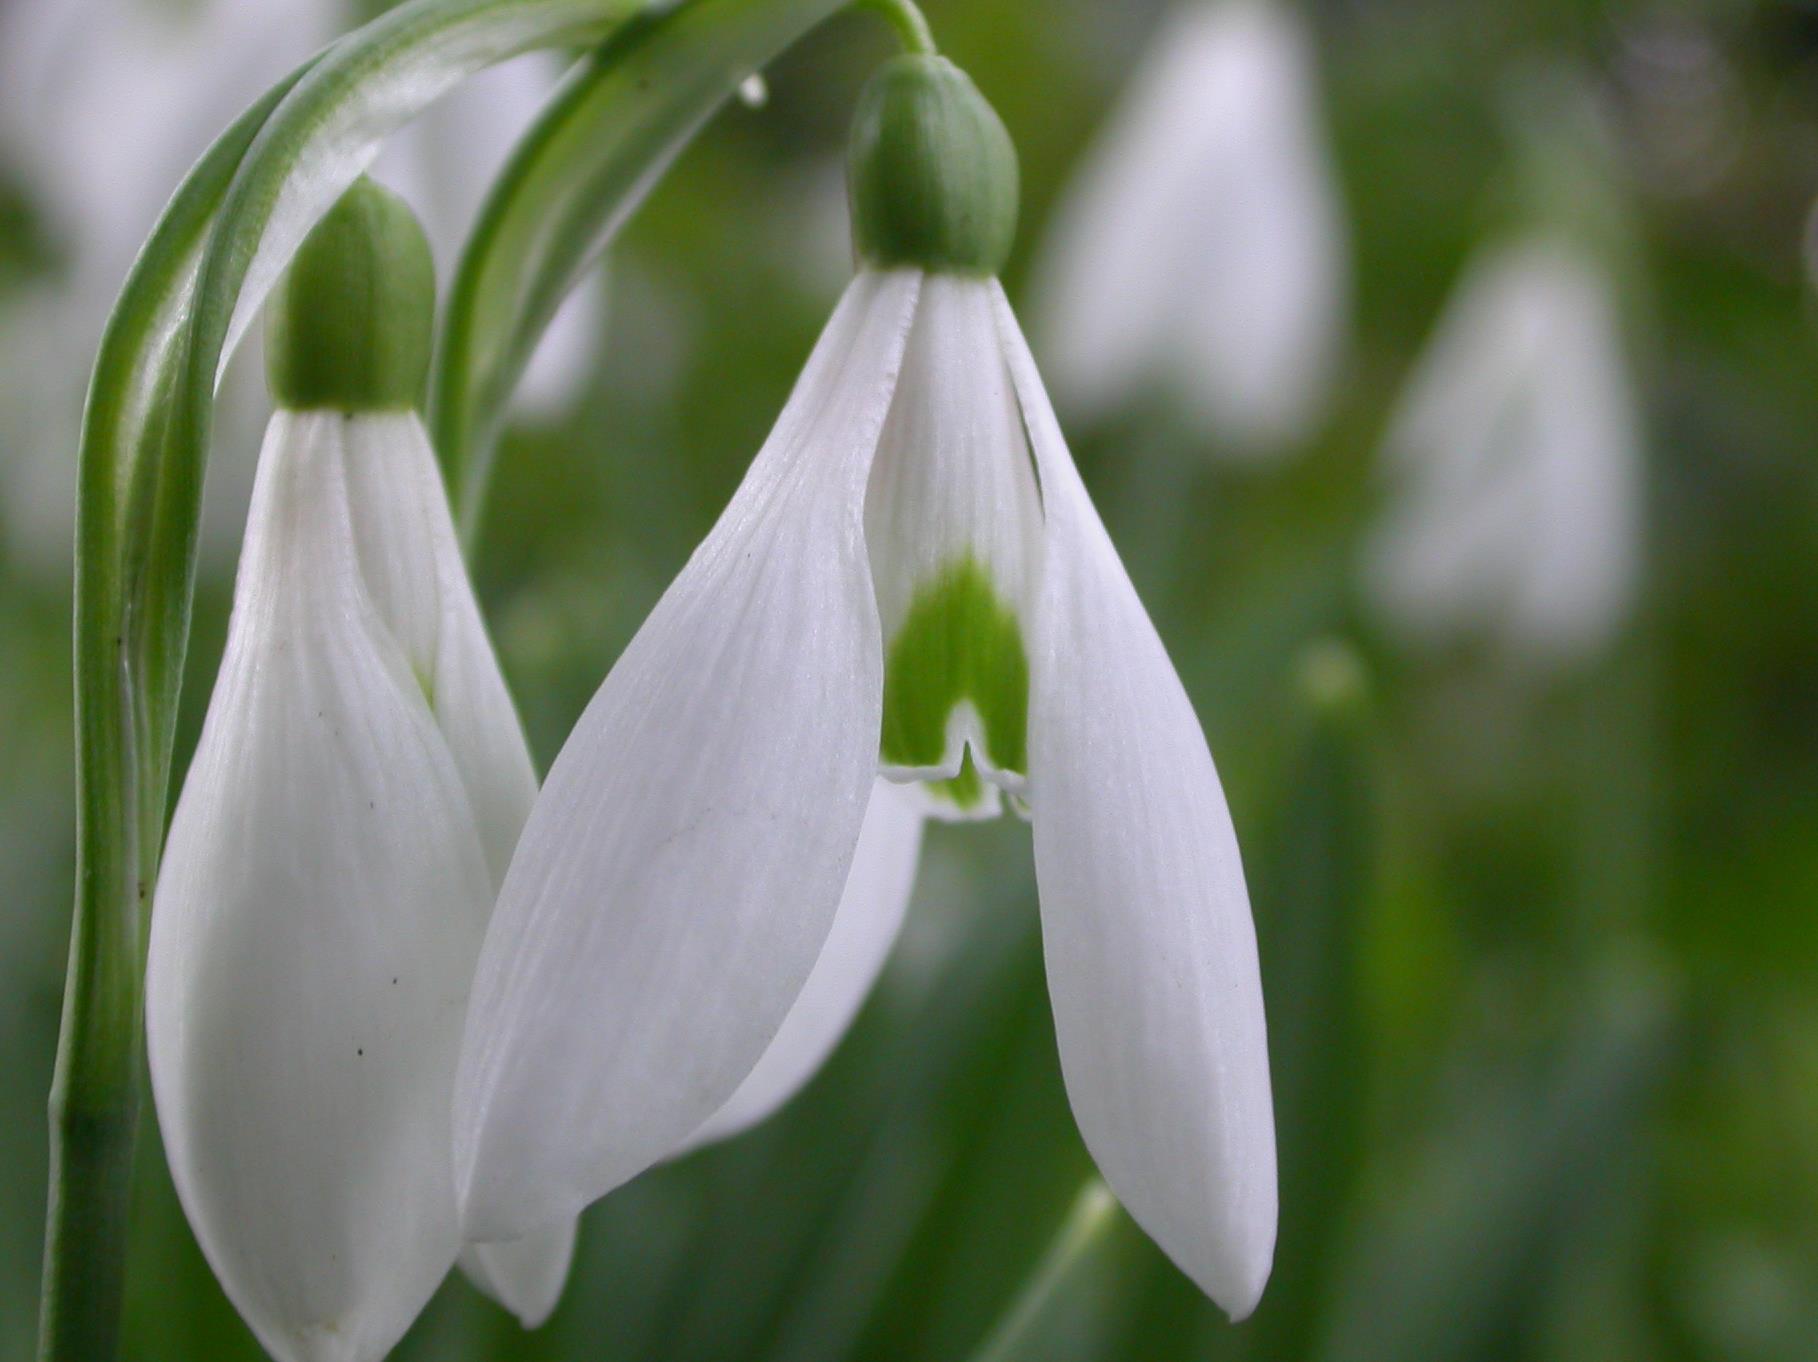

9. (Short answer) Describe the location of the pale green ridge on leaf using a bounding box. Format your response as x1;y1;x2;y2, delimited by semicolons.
880;554;1029;780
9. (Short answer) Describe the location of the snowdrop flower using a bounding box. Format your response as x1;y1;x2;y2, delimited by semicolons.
147;181;575;1362
1031;0;1347;457
455;56;1277;1318
1362;233;1643;664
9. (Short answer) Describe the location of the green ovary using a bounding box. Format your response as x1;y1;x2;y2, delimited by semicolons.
880;556;1029;810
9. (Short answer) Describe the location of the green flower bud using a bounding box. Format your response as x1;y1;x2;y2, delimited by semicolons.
847;54;1019;277
266;177;435;412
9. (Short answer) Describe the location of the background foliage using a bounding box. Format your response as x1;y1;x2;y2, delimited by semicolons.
3;0;1817;1358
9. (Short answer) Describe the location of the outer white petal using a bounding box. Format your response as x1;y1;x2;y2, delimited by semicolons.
147;412;491;1362
994;286;1277;1318
454;270;921;1240
683;779;925;1151
457;1219;579;1331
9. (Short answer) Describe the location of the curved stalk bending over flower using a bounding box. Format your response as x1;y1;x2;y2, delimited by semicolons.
455;53;1278;1319
146;180;575;1362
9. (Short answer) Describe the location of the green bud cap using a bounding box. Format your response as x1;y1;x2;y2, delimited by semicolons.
848;54;1019;276
266;176;435;412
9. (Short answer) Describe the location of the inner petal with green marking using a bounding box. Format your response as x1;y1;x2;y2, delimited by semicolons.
879;555;1029;815
863;275;1043;821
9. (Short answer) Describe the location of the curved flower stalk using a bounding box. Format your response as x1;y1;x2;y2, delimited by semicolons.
456;53;1277;1320
1362;233;1643;665
371;47;603;415
146;180;575;1361
0;0;598;573
1030;0;1348;458
0;0;330;570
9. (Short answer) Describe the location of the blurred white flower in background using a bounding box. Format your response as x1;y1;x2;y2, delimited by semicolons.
1031;0;1348;458
1362;234;1644;665
0;0;326;572
0;0;598;575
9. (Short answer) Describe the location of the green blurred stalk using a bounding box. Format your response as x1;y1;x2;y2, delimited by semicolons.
967;1180;1122;1362
1239;640;1374;1359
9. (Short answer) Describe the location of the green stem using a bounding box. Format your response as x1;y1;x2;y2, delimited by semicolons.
433;0;926;544
967;1181;1121;1362
855;0;935;54
39;69;313;1362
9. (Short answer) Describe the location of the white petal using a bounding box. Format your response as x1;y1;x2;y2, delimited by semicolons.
338;412;539;884
336;413;581;1320
147;411;492;1362
994;286;1278;1318
683;779;924;1151
867;276;1042;649
457;1218;578;1331
454;270;922;1240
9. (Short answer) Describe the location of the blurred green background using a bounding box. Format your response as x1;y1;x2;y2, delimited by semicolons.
4;0;1818;1359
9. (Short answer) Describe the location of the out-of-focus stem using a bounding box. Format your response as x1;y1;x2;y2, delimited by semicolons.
967;1180;1121;1362
855;0;935;54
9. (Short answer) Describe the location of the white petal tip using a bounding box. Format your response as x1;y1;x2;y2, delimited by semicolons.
459;1217;578;1330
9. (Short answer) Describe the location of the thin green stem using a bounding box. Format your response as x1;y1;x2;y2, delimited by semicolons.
433;0;853;544
854;0;935;54
967;1180;1121;1362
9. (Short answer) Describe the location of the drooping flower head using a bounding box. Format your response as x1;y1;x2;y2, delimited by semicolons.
1362;234;1643;665
147;179;575;1362
455;53;1277;1318
1363;72;1644;667
1031;0;1349;457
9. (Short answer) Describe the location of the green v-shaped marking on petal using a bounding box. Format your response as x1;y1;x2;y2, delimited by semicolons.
880;554;1029;780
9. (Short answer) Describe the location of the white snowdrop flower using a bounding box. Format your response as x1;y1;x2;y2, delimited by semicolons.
146;182;575;1362
454;58;1276;1320
1031;0;1348;457
1363;234;1644;664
